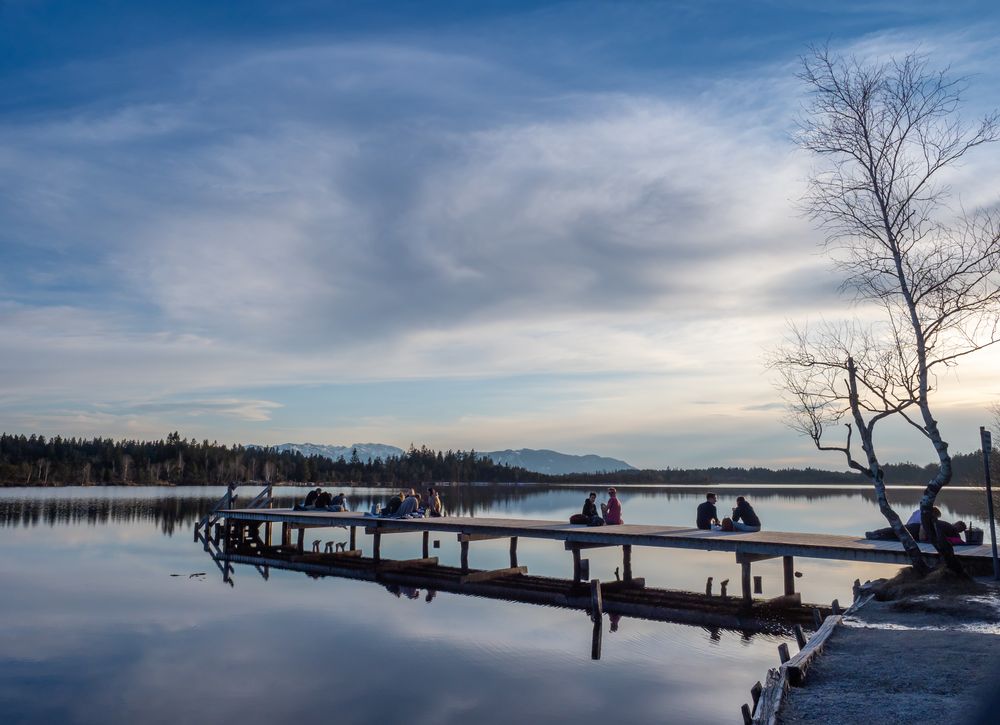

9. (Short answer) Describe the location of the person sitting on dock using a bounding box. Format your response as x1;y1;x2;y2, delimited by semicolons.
385;491;404;516
394;489;421;518
303;488;321;507
696;492;719;530
602;487;623;525
731;496;761;532
330;491;348;512
582;492;604;526
315;490;332;508
425;488;443;517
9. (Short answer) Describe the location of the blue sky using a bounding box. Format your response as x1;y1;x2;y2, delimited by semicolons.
2;1;1000;468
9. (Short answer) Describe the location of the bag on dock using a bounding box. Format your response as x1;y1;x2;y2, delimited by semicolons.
569;513;589;525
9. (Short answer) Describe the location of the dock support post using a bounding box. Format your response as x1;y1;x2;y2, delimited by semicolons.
509;537;518;568
591;616;602;661
460;540;469;572
572;546;582;584
265;521;272;548
741;561;752;605
422;531;430;559
373;531;382;563
590;578;603;621
350;526;356;551
296;527;304;554
623;545;633;582
783;556;795;596
281;523;291;547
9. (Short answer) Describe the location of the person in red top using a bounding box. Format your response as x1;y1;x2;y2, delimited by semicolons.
602;487;623;525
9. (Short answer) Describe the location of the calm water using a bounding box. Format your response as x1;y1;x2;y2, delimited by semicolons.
0;483;994;725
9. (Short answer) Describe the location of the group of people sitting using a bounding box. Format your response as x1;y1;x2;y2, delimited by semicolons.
295;488;349;512
370;487;444;519
865;507;971;544
697;492;762;532
569;487;623;526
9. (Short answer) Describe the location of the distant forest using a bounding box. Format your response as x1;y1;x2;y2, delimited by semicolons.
0;432;993;487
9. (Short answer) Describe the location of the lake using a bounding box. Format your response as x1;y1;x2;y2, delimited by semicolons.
1;483;994;724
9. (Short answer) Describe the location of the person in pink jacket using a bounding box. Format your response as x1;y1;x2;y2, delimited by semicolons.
602;487;623;525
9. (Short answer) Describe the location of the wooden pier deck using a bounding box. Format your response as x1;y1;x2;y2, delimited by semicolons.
221;508;993;565
215;507;994;605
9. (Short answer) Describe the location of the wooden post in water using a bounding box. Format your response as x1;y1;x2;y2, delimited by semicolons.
422;531;430;559
741;561;752;605
591;616;602;660
623;544;633;582
373;531;381;563
778;642;790;664
460;540;469;572
509;537;518;568
831;599;841;615
350;526;356;551
753;575;763;594
783;556;795;595
720;579;729;598
590;578;603;621
705;577;713;596
812;608;823;629
794;625;807;650
296;527;305;554
572;546;582;584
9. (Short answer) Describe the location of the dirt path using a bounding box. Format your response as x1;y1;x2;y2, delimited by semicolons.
780;587;1000;724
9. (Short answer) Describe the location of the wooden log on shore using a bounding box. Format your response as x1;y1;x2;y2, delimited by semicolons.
751;667;788;725
784;615;842;686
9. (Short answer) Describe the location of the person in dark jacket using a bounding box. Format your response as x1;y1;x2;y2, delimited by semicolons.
731;496;761;532
304;488;321;507
696;493;719;530
582;492;603;525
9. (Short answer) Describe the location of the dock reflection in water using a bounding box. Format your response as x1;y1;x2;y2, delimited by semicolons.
0;484;995;724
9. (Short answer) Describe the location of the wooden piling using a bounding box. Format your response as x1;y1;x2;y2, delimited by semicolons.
460;540;469;572
720;579;729;598
422;530;430;559
572;546;582;583
740;703;752;725
296;527;305;553
509;536;518;568
350;526;356;551
623;544;633;581
831;598;841;615
705;577;713;596
590;578;603;620
591;617;602;660
373;531;381;563
741;561;752;604
753;575;763;594
778;642;790;664
794;624;807;650
783;555;795;595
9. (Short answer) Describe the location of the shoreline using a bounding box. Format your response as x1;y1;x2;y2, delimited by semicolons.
776;578;1000;723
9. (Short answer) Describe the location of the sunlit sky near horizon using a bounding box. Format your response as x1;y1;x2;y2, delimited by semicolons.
3;1;1000;469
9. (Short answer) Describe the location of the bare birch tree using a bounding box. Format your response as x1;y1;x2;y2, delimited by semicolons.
773;47;1000;574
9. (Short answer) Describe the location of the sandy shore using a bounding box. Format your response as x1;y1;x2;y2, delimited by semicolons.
780;581;1000;724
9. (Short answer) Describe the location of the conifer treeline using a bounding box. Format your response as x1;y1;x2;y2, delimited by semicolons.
0;432;992;487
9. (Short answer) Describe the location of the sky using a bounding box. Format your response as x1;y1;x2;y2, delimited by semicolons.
2;0;1000;469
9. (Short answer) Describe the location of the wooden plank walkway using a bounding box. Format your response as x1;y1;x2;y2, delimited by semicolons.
221;508;993;566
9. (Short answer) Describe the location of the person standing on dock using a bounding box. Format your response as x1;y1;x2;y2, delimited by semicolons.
602;487;623;525
696;492;719;530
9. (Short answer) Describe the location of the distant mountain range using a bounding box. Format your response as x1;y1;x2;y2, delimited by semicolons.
266;443;635;475
482;449;635;475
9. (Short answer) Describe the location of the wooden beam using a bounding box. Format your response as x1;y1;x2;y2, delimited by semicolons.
784;615;842;686
459;533;506;542
752;667;788;725
736;552;779;564
458;566;527;584
564;541;616;551
365;526;412;535
377;556;438;571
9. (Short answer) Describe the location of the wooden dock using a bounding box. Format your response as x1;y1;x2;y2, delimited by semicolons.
211;503;995;605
